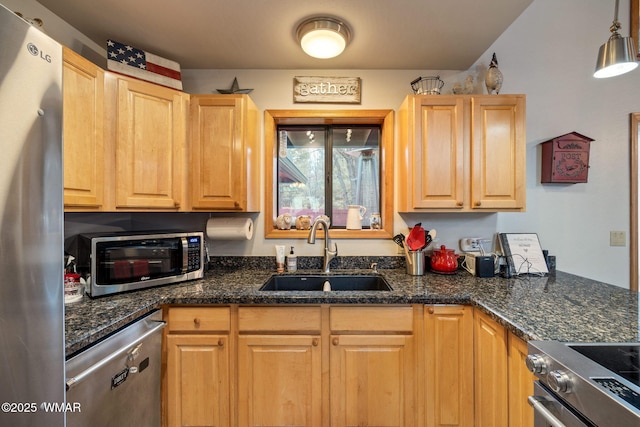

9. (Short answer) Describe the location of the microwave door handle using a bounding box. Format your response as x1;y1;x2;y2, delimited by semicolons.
181;237;188;273
528;396;567;427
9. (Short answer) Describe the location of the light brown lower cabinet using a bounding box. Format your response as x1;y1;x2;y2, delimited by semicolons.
166;334;229;427
330;334;415;426
235;305;416;426
508;331;535;427
329;306;416;426
425;305;474;427
165;307;231;427
164;304;533;427
474;309;509;426
474;308;535;427
237;306;322;426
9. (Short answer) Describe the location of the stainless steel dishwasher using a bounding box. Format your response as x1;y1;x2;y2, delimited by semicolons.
65;310;166;427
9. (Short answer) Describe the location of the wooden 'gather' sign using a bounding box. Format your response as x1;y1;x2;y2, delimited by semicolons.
293;76;361;104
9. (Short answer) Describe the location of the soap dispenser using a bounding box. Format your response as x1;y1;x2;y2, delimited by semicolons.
287;246;297;271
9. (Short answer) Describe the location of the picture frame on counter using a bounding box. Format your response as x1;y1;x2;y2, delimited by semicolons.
498;233;549;277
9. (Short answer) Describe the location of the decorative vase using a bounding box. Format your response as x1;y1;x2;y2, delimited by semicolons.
485;53;503;94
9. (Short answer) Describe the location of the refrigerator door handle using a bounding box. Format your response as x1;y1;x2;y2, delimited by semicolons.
65;320;166;390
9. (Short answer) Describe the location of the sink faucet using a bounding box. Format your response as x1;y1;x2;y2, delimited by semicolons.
307;218;338;273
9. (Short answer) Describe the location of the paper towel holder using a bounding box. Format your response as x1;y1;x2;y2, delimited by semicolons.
206;217;254;240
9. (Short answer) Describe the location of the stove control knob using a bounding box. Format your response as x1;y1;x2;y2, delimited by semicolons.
548;370;572;393
525;354;548;375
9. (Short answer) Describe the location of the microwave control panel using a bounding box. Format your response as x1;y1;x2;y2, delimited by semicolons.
187;236;201;271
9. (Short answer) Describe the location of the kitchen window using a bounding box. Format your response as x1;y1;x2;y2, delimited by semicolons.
265;109;394;239
277;125;380;228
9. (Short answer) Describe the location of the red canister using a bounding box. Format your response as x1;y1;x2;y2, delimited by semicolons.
430;245;458;273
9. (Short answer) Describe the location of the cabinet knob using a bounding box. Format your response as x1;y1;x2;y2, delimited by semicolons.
312;338;319;347
332;337;339;346
193;318;200;326
456;201;463;207
474;201;481;207
428;307;435;314
218;339;224;347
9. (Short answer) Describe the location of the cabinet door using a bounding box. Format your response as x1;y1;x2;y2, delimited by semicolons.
470;95;526;210
237;335;322;427
63;48;104;210
425;305;473;427
189;95;259;211
508;332;534;427
166;334;229;427
114;76;187;209
474;310;508;427
401;96;465;210
330;334;415;427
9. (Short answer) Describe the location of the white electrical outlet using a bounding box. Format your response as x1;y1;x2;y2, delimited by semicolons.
610;230;626;247
460;238;482;252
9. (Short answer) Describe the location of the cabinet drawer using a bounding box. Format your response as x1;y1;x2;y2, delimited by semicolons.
330;306;414;332
168;307;230;332
238;306;321;332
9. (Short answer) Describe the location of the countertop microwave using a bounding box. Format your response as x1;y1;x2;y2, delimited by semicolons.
65;231;205;297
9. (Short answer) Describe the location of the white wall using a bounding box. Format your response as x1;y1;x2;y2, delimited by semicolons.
183;0;640;288
486;0;639;288
16;0;639;287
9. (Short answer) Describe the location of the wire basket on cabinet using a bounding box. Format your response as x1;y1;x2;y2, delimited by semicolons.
410;76;444;95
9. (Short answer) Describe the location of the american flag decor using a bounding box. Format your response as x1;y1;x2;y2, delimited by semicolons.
107;39;182;90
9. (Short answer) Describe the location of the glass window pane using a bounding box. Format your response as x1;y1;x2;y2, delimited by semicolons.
276;125;381;230
332;127;380;228
277;128;326;222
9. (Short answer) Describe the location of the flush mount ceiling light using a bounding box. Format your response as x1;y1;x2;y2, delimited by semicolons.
296;16;351;59
594;0;638;78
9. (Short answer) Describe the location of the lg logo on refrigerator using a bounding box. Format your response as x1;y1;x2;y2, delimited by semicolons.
26;43;52;63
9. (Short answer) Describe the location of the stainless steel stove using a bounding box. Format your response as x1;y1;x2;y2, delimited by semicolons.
527;341;640;427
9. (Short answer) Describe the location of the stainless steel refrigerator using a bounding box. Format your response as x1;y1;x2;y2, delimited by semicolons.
0;4;65;427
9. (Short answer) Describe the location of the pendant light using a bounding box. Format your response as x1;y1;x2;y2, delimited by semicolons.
296;17;351;59
594;0;638;78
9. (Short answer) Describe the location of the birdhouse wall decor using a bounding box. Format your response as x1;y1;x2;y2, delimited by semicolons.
540;132;594;184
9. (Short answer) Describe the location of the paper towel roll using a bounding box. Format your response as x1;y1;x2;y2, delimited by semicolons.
206;217;254;240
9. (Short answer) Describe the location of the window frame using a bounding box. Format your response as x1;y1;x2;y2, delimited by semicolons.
264;109;394;239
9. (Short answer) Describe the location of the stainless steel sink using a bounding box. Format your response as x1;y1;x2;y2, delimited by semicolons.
259;274;393;291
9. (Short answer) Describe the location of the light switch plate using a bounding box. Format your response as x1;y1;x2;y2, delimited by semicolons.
609;231;626;247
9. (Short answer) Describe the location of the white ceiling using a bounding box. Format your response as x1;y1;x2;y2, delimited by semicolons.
36;0;532;70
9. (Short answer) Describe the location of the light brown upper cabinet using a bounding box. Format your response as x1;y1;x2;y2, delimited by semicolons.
189;95;259;211
105;73;189;210
398;94;526;212
62;48;105;210
264;110;394;239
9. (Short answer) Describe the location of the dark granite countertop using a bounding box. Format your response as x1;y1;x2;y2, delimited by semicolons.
64;260;640;357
